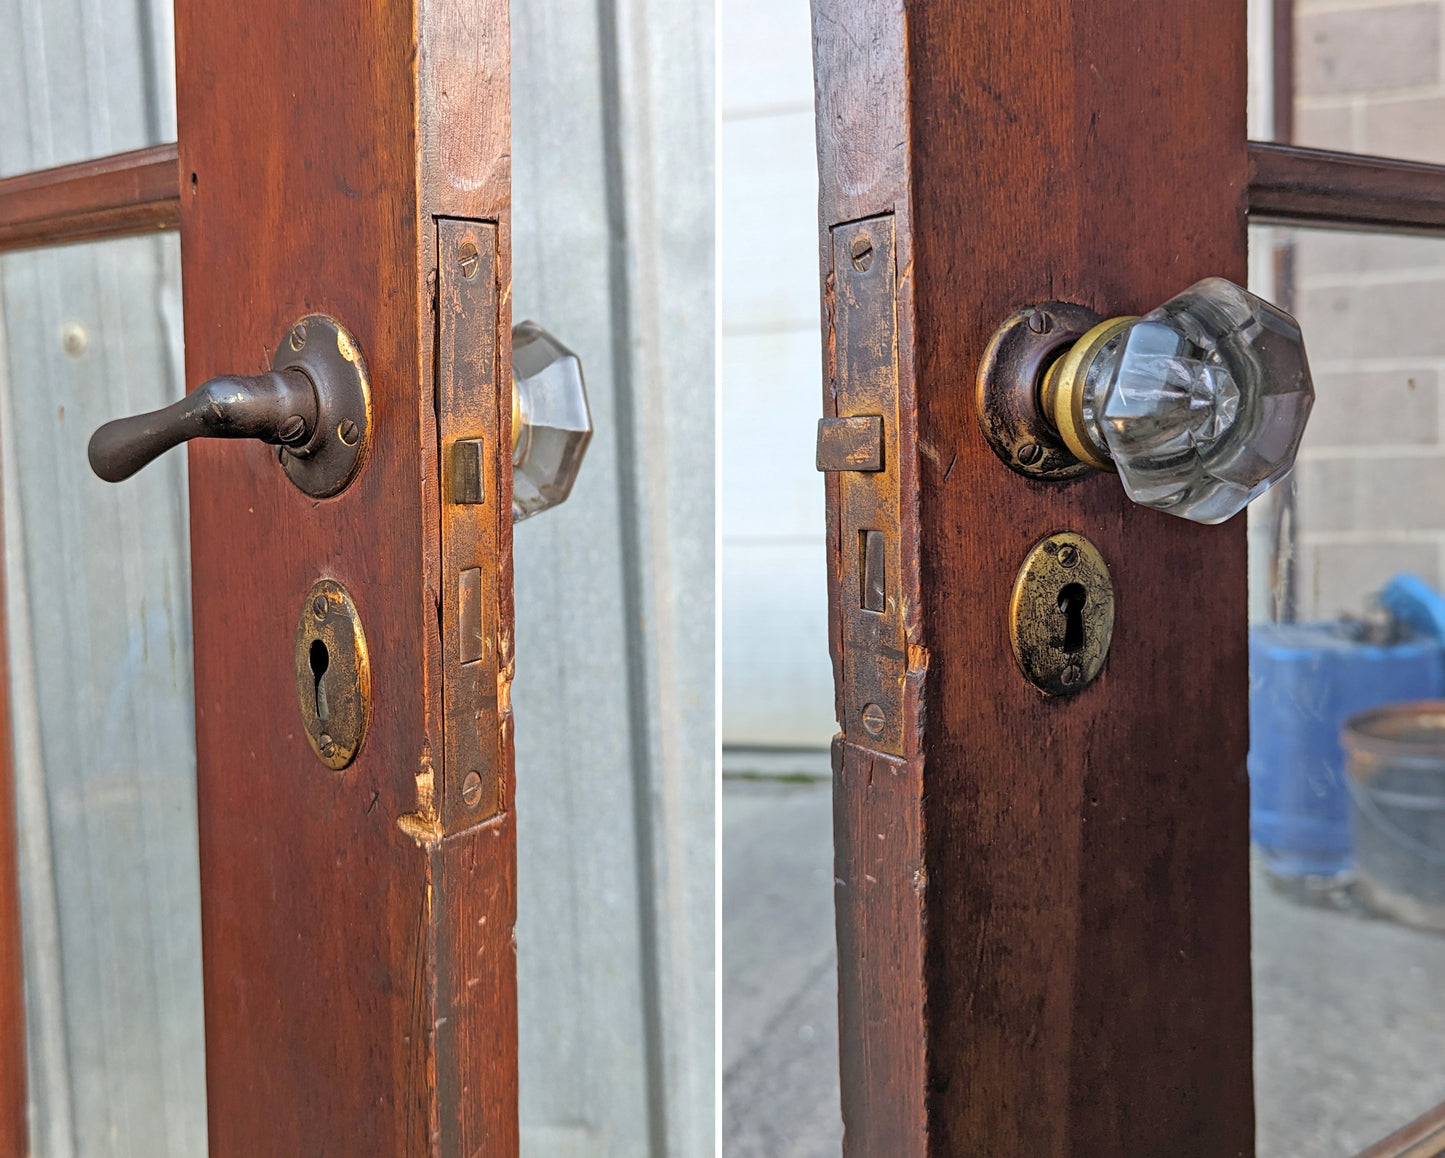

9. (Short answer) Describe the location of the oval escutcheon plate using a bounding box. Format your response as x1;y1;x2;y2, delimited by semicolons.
294;577;372;769
1009;531;1114;696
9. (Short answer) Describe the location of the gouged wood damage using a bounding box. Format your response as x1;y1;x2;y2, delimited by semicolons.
399;748;444;848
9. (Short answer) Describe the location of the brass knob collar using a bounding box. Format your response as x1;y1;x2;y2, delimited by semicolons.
1040;315;1137;473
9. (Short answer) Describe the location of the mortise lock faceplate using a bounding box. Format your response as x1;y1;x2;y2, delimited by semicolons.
815;215;908;756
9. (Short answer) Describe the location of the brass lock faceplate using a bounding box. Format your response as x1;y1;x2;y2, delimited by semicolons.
1009;532;1114;696
294;578;371;769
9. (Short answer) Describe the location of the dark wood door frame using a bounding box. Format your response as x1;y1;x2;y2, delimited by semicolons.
812;1;1253;1152
810;2;1445;1155
175;0;518;1153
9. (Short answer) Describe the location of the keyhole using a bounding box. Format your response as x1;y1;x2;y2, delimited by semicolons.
1058;583;1086;653
310;639;331;721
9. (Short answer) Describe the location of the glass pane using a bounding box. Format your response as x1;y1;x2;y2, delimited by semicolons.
1;232;204;1156
1248;223;1445;1156
0;0;175;179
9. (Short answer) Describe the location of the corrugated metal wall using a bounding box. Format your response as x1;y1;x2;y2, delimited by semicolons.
0;0;714;1154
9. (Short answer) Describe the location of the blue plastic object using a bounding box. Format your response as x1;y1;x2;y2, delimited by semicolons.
1379;572;1445;642
1249;617;1444;878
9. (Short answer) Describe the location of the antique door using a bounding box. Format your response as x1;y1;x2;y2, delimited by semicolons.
810;0;1445;1155
0;0;528;1153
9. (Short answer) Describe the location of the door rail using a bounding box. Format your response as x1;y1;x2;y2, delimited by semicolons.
1249;141;1445;235
0;141;1440;256
1355;1098;1445;1158
0;144;179;253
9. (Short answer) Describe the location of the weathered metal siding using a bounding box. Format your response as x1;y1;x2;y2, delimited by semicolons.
511;0;715;1153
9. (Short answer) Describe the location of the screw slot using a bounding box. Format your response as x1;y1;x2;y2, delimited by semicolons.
462;770;484;808
458;240;480;279
861;702;886;735
850;234;874;273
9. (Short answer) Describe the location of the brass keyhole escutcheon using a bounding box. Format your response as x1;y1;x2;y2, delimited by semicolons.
294;578;371;769
1009;532;1114;696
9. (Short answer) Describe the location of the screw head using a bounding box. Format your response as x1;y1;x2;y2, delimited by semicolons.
458;240;480;279
860;702;886;735
277;414;307;444
461;770;484;808
338;418;360;446
289;324;307;351
1060;664;1082;687
1057;544;1079;568
318;733;336;757
1017;443;1042;466
850;234;874;273
1027;310;1053;335
312;595;328;619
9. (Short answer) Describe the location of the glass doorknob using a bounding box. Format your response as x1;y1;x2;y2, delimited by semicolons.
510;320;592;522
978;278;1315;524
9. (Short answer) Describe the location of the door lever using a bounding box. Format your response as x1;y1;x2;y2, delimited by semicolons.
87;314;372;498
88;369;317;482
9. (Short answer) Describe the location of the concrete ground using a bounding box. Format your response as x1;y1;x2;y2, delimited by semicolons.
723;765;1445;1158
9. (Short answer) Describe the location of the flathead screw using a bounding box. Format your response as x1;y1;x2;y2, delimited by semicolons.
1060;664;1082;687
861;702;886;735
1057;544;1079;568
458;241;480;279
1017;443;1042;466
338;419;360;446
277;415;307;444
289;324;307;351
312;596;328;619
462;770;484;808
1028;311;1053;335
318;733;336;758
850;234;874;273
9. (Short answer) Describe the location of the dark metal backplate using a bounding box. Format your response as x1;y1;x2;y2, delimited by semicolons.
976;301;1100;480
273;313;372;497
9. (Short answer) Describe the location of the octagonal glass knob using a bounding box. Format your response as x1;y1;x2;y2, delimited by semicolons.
511;320;593;522
1040;278;1314;524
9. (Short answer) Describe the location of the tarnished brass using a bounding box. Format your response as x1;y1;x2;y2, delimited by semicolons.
1039;315;1137;472
833;216;906;756
816;415;884;472
1009;532;1114;696
976;302;1102;480
294;578;371;770
436;219;508;833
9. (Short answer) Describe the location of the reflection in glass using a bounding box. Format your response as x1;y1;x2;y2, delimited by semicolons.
1;233;204;1156
1248;223;1445;1157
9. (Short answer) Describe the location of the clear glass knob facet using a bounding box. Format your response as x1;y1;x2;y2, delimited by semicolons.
511;321;593;522
1070;278;1314;524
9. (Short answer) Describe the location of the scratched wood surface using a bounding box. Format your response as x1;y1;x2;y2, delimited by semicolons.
811;0;1254;1153
176;0;515;1152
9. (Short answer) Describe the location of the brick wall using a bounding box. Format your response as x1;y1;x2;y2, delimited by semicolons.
1274;1;1445;619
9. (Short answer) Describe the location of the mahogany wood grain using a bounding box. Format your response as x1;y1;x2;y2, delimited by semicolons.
1249;142;1445;235
812;0;1253;1153
175;0;514;1154
0;144;178;253
0;463;23;1157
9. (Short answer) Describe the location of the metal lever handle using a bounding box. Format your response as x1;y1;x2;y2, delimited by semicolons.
86;315;372;498
87;370;318;482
